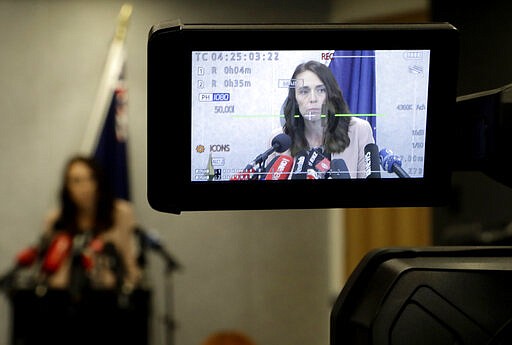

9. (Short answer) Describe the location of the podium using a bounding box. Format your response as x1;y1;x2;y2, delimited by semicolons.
8;288;151;345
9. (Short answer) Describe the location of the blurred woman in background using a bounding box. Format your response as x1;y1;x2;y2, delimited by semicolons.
42;155;140;292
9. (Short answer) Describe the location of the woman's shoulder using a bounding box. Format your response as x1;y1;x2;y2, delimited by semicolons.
43;208;61;233
348;116;375;144
112;199;136;230
349;117;373;135
113;199;135;217
45;208;61;222
349;116;372;129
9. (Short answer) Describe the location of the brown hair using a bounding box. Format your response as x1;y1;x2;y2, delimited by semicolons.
53;155;114;236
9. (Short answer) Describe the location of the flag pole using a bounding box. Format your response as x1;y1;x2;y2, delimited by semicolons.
80;3;133;154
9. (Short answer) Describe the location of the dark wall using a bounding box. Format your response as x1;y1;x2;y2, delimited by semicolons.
432;1;512;95
432;0;512;245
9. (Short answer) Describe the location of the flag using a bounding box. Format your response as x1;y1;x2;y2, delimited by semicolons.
80;4;133;200
93;65;130;200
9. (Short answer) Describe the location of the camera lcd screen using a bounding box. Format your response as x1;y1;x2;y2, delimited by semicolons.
147;23;458;214
190;49;430;182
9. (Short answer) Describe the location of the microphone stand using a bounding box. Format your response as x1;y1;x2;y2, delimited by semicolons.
162;256;179;345
136;228;181;345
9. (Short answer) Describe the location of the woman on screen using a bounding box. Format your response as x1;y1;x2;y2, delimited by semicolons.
281;60;375;178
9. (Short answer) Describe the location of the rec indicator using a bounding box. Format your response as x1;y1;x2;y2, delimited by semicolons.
199;93;231;102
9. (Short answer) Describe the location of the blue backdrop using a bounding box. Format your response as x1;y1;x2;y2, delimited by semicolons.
329;50;377;141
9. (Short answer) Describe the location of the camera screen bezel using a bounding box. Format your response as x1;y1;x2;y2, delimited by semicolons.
147;22;458;214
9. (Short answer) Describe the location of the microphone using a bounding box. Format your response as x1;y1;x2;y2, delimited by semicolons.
41;232;73;274
69;232;94;299
307;169;318;180
15;246;39;267
80;237;104;271
135;227;181;271
13;235;52;268
364;143;381;178
264;155;293;180
291;150;309;179
0;235;55;292
102;242;125;288
314;153;331;174
330;159;351;179
0;246;39;291
31;232;73;296
308;148;331;179
245;133;292;170
262;155;278;178
379;148;411;178
292;148;331;179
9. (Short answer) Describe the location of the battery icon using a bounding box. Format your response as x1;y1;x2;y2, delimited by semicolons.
403;51;423;60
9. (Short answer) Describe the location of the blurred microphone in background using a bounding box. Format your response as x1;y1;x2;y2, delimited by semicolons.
135;227;181;272
0;235;49;292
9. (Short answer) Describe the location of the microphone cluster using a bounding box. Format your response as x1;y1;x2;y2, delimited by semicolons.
265;143;411;179
0;232;121;297
230;133;292;181
290;148;332;180
271;147;353;180
232;135;411;180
